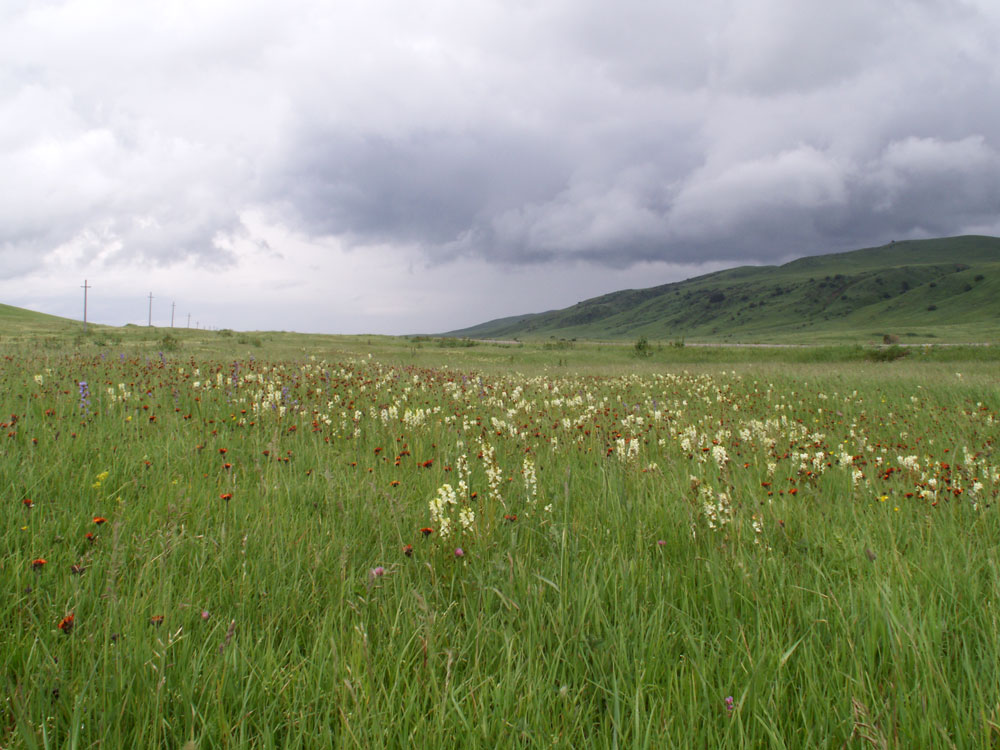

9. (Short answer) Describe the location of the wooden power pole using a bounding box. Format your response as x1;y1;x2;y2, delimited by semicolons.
147;292;154;326
81;279;91;332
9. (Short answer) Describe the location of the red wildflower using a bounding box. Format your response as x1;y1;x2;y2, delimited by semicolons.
31;558;46;570
219;448;227;455
402;544;413;557
219;493;233;501
504;514;518;523
85;532;96;542
58;613;75;633
150;615;164;626
93;516;107;525
22;498;34;508
420;527;434;537
390;480;401;487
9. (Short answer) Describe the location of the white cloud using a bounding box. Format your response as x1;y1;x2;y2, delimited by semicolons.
1;0;999;332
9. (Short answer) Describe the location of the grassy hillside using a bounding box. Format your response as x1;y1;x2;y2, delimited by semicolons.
446;235;1000;343
0;303;87;339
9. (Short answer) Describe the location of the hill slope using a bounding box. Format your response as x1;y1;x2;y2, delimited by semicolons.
446;236;1000;342
0;303;86;337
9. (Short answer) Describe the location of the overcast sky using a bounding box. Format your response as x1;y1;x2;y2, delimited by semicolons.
3;0;999;334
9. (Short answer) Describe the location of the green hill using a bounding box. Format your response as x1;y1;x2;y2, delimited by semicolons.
446;235;1000;343
0;303;86;337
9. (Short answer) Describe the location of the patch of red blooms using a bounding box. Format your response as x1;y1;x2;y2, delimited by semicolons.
31;558;47;570
58;613;75;633
420;527;434;537
93;516;107;525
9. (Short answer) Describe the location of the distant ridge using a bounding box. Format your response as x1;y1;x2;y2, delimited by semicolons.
444;236;1000;343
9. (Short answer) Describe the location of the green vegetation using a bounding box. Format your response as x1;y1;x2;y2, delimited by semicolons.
1;329;999;747
446;235;1000;343
633;335;652;358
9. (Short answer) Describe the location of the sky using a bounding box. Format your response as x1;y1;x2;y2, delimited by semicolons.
3;0;1000;334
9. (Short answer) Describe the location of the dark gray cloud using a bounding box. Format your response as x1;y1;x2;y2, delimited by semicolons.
2;0;999;330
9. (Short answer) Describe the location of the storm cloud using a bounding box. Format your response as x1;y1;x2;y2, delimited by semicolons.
2;0;999;331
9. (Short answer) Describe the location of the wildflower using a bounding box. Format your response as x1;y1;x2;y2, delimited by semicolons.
22;498;34;508
454;547;464;558
712;444;729;468
420;527;434;537
458;506;475;532
657;539;666;547
78;381;90;412
93;516;107;525
504;514;518;523
725;696;735;713
219;493;233;501
85;532;96;543
58;613;75;634
201;610;211;620
149;615;165;626
31;558;47;570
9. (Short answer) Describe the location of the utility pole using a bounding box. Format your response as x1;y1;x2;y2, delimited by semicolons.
187;313;191;328
81;279;91;332
147;292;154;326
171;301;175;328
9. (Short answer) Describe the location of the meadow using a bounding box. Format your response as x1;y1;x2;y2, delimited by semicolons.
2;330;999;747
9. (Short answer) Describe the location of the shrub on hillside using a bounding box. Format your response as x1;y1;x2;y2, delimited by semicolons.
866;345;908;362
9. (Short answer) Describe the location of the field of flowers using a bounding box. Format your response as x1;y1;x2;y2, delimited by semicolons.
2;344;999;747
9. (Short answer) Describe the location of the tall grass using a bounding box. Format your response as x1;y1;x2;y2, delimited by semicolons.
1;343;998;747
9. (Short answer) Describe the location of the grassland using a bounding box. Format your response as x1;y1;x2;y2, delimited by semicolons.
448;235;1000;343
2;320;1000;748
